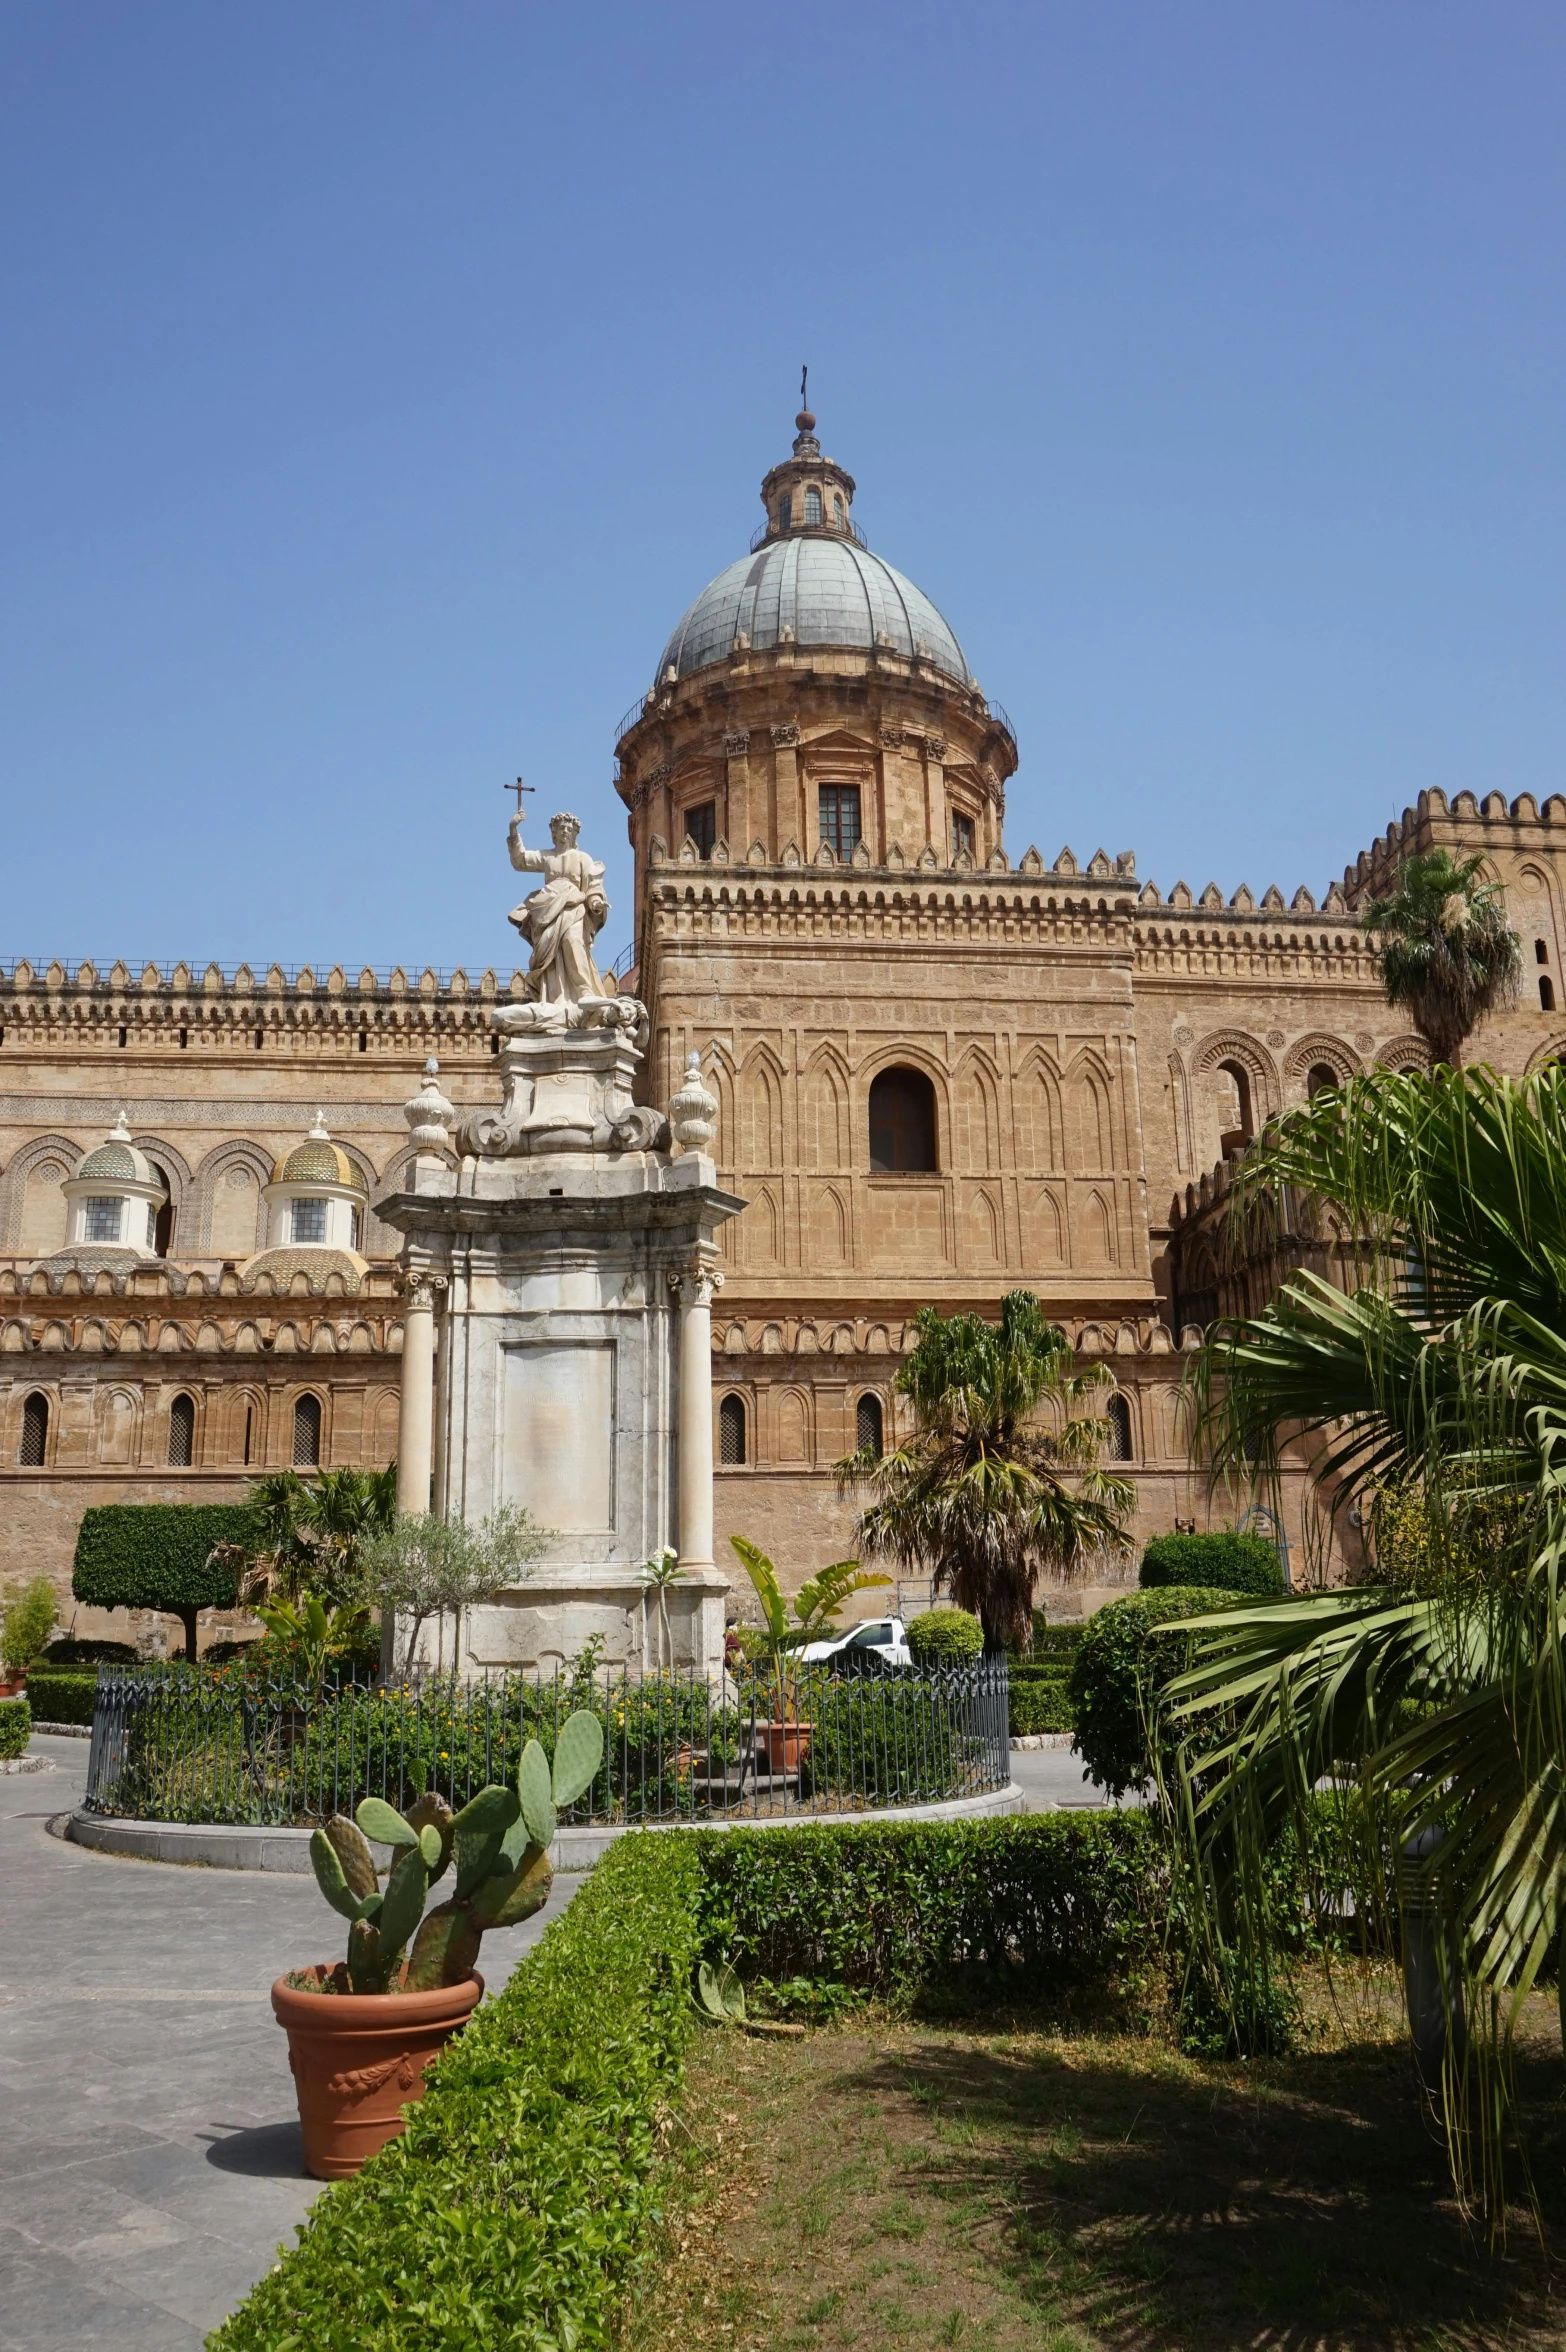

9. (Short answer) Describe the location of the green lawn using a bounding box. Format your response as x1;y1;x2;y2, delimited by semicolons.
624;1975;1565;2351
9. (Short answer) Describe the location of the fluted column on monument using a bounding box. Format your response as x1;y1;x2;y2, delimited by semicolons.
670;1259;723;1573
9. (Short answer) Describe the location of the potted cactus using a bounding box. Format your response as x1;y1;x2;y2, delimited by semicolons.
274;1708;603;2179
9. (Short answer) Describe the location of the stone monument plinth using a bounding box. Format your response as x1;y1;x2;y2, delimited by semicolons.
376;807;743;1677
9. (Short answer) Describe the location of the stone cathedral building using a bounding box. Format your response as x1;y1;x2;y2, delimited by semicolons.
6;401;1566;1639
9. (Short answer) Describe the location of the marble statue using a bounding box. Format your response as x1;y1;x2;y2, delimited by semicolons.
506;810;615;1005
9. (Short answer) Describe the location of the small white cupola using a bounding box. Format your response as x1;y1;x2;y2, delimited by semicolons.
59;1112;165;1260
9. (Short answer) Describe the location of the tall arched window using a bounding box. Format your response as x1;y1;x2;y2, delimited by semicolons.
292;1394;322;1468
1543;976;1556;1012
1306;1063;1339;1101
168;1393;196;1468
833;493;844;527
19;1391;48;1466
856;1393;884;1457
868;1068;938;1173
1105;1392;1133;1462
804;485;823;525
719;1393;747;1466
1215;1059;1254;1152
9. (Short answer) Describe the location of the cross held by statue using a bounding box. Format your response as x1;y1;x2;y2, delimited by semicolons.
506;777;535;818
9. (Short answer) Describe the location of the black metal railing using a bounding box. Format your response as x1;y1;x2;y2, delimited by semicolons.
83;1660;1011;1829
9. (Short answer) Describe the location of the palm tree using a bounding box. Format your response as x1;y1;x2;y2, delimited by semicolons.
1361;846;1521;1066
242;1465;398;1606
839;1289;1134;1649
1176;1063;1566;2225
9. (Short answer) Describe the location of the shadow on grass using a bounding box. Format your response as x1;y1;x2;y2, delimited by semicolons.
841;2024;1565;2350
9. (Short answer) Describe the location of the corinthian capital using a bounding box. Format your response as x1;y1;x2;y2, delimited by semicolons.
399;1268;448;1312
668;1262;724;1309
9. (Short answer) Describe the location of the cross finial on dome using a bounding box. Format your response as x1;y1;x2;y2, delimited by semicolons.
796;362;815;436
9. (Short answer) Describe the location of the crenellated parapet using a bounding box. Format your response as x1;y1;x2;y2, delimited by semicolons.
0;959;541;1056
1341;787;1566;909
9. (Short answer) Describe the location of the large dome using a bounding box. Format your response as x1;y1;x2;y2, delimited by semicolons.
655;536;973;691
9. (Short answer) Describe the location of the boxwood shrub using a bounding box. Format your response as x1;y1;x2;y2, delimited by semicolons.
0;1697;30;1761
1139;1530;1285;1598
23;1667;98;1726
212;1829;706;2352
694;1813;1163;1996
905;1608;984;1663
1069;1586;1240;1797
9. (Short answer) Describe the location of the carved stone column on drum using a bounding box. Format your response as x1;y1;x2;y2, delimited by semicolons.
395;1269;446;1515
670;1260;723;1573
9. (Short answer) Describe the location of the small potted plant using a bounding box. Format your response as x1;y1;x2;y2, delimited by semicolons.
728;1539;889;1771
275;1708;603;2179
1;1578;59;1697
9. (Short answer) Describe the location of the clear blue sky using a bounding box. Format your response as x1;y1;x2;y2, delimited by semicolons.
2;3;1561;976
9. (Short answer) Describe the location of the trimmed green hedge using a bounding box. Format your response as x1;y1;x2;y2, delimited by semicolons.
212;1831;705;2351
1139;1530;1284;1598
23;1668;98;1726
1010;1671;1074;1735
0;1698;31;1761
906;1608;984;1663
694;1814;1163;1995
1069;1586;1239;1797
42;1637;137;1665
73;1505;250;1653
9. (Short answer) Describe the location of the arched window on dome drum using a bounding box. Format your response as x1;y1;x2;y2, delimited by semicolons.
293;1394;322;1468
869;1068;938;1173
856;1393;884;1458
19;1392;48;1467
1306;1063;1339;1101
833;493;844;528
1105;1392;1133;1463
777;493;792;529
292;1198;328;1244
168;1393;196;1469
684;801;716;858
350;1208;362;1250
951;811;975;861
150;1166;174;1257
804;486;822;525
719;1394;747;1466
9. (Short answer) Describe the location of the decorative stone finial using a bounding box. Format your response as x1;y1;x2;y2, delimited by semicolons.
669;1049;719;1150
108;1108;132;1142
404;1056;455;1152
308;1109;331;1141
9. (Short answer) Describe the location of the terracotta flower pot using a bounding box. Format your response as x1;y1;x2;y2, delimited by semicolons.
0;1673;25;1699
760;1719;812;1771
272;1966;484;2180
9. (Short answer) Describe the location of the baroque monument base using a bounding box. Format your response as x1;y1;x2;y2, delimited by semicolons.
376;806;743;1680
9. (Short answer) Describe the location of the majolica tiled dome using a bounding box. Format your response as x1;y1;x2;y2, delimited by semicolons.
270;1115;359;1188
76;1132;158;1187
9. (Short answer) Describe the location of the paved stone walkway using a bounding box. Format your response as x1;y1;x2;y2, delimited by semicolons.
0;1738;577;2350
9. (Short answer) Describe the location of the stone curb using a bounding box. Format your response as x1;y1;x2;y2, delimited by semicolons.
1;1754;55;1775
59;1781;1027;1873
1010;1733;1076;1751
30;1721;91;1739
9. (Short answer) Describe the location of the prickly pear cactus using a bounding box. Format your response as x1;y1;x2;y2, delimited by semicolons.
304;1712;605;1993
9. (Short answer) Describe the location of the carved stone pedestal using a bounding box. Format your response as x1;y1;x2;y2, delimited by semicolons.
378;1142;742;1679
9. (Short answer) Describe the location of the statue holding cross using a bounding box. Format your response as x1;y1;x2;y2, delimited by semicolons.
504;795;616;1008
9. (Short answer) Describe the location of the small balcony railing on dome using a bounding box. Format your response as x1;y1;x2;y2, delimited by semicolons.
749;516;870;554
984;699;1018;753
615;692;655;744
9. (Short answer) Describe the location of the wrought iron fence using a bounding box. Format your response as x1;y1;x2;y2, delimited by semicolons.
83;1659;1011;1829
